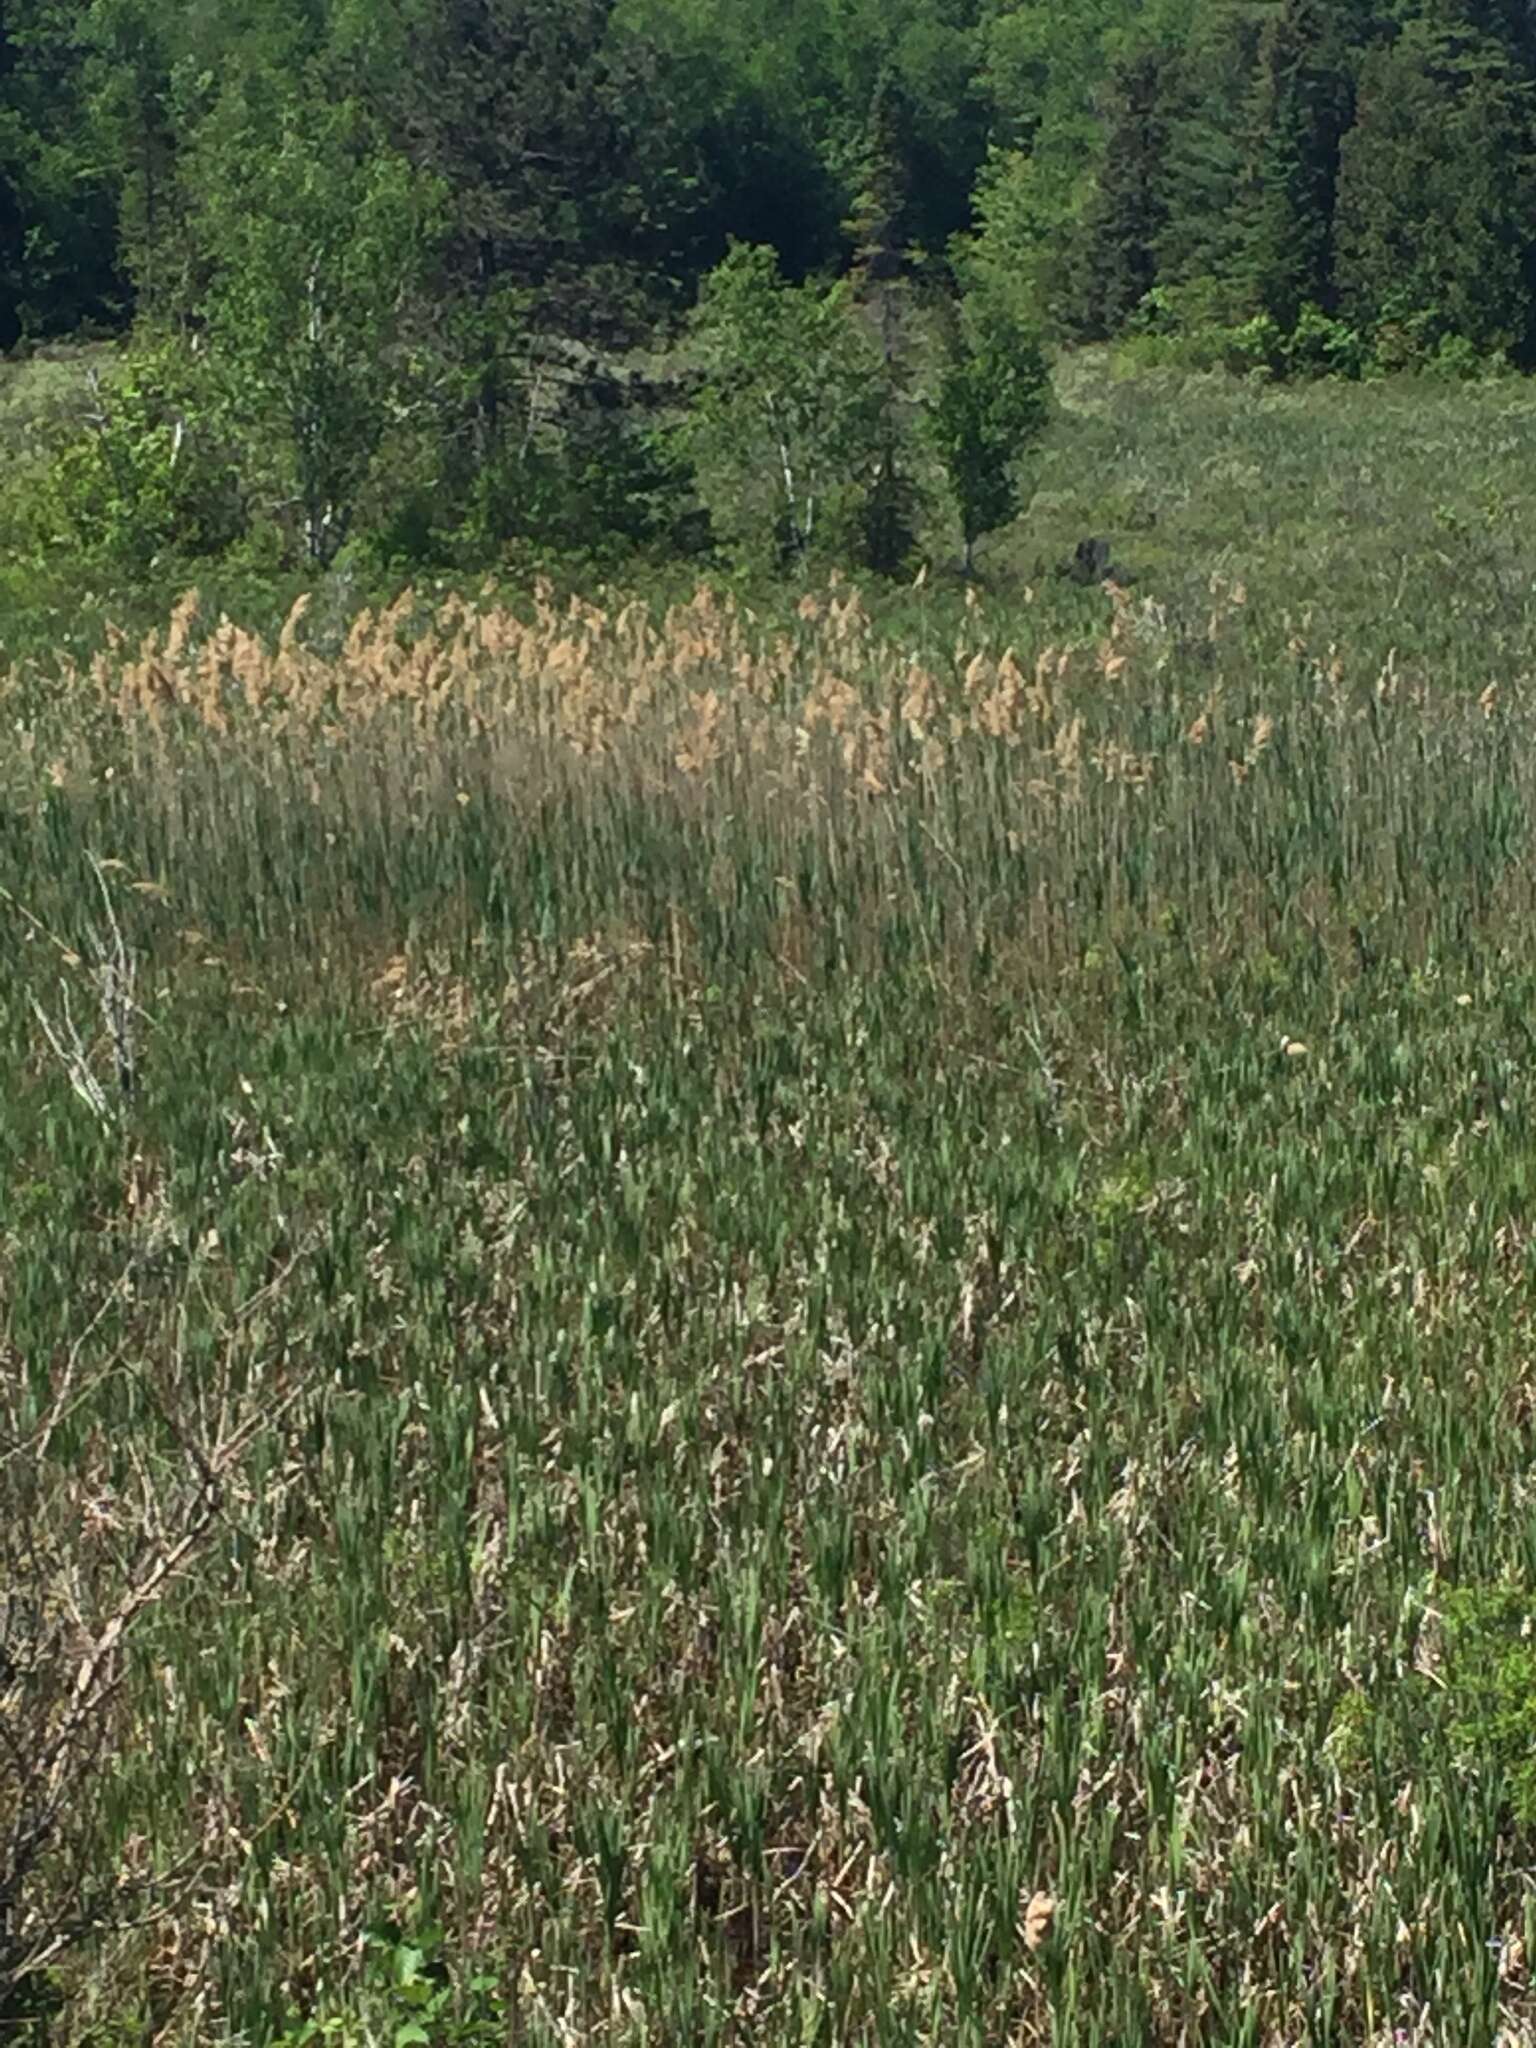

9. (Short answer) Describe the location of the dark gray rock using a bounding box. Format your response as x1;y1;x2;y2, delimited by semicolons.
1060;536;1133;586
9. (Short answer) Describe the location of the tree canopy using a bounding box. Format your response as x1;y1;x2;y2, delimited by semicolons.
6;0;1536;587
7;0;1536;362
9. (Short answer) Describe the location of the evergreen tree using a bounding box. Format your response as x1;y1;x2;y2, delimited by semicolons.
861;0;990;259
1063;44;1174;338
848;72;926;575
12;0;1536;508
1235;0;1358;326
0;17;17;348
329;0;704;541
1154;5;1265;322
0;171;20;352
847;68;919;285
1334;18;1536;361
339;0;697;339
0;0;125;339
74;0;178;313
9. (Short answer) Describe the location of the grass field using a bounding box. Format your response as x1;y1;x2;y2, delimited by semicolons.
12;365;1536;2043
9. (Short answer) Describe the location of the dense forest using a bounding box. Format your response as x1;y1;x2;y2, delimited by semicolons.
4;0;1535;581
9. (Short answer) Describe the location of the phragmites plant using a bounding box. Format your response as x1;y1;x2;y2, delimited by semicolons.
6;557;1536;2044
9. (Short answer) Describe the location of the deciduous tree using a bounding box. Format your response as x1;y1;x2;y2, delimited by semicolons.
681;241;883;568
930;291;1051;573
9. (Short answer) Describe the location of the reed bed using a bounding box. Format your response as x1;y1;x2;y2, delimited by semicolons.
8;572;1536;2043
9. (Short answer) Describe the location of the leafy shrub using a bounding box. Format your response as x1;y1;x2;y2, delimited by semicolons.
1330;1582;1536;1830
27;346;243;572
1283;304;1368;381
273;1921;507;2048
1217;313;1286;380
1120;287;1287;380
1441;1585;1536;1826
1365;298;1511;380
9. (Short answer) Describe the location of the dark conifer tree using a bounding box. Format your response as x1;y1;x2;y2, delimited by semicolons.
0;169;20;351
1062;44;1174;339
0;0;125;339
1235;0;1359;325
77;0;179;315
847;67;919;285
1154;5;1264;320
1335;17;1536;359
848;70;923;576
0;16;19;351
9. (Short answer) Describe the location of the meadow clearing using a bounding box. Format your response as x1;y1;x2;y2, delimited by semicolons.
12;361;1536;2042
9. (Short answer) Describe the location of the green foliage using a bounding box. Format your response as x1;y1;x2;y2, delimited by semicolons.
449;397;698;572
972;0;1146;306
14;0;1536;649
1443;1586;1536;1826
25;343;240;570
1123;283;1371;380
1335;20;1536;364
0;0;127;341
962;146;1057;334
273;1922;507;2048
680;241;884;567
859;421;926;578
14;0;1536;591
930;293;1051;567
72;0;179;312
1060;44;1172;342
1332;1584;1536;1834
1370;304;1516;380
1232;0;1356;330
341;0;703;342
185;94;447;567
1283;300;1368;379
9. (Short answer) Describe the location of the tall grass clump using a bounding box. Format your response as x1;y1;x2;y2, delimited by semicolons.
9;546;1536;2043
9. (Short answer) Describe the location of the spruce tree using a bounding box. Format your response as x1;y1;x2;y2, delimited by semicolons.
1063;44;1173;339
1235;0;1358;327
0;0;125;339
1334;18;1536;362
0;171;19;351
75;0;178;315
847;67;917;287
1155;4;1265;323
848;70;924;576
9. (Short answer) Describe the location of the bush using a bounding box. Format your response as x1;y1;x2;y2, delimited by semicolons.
1440;1584;1536;1826
450;411;700;573
27;346;243;573
1119;286;1286;380
272;1920;508;2047
1124;285;1370;385
1283;304;1368;381
1330;1581;1536;1832
1366;299;1512;380
1217;312;1286;380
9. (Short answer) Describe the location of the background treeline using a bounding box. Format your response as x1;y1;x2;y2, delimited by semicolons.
2;0;1534;591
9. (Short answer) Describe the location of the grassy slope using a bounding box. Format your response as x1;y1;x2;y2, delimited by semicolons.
8;368;1536;2043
